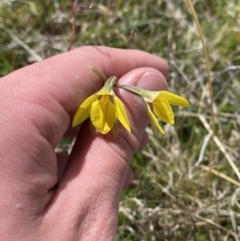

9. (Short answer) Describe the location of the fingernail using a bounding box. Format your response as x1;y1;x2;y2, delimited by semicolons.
136;71;168;91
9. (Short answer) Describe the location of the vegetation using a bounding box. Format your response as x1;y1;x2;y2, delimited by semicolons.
1;0;240;240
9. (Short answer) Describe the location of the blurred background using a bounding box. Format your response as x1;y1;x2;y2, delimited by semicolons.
0;0;240;240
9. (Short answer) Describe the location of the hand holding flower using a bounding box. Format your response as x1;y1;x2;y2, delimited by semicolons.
0;46;169;240
73;70;190;135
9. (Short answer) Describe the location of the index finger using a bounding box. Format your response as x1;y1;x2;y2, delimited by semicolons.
3;46;168;145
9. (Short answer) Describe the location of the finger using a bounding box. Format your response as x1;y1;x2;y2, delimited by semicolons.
59;109;148;186
44;67;167;239
3;46;168;148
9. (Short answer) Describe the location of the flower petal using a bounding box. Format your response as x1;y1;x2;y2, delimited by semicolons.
72;94;97;127
152;98;174;124
90;97;117;134
157;91;190;107
146;103;165;134
114;96;131;132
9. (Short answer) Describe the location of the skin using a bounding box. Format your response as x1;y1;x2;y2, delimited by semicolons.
0;46;168;241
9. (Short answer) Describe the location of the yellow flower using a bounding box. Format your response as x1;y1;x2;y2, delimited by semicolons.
117;85;190;134
72;77;130;134
142;90;190;134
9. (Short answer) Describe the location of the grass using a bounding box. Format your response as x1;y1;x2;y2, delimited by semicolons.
1;0;240;240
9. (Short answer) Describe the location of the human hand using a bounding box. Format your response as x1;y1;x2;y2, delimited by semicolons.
0;46;168;241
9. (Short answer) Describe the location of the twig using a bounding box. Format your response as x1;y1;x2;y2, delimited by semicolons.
193;213;238;238
67;0;78;51
185;0;215;163
89;0;95;8
201;165;240;188
0;24;42;62
189;133;211;178
199;114;240;181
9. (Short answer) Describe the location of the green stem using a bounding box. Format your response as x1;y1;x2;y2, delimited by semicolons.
104;76;118;92
88;66;108;82
116;84;143;97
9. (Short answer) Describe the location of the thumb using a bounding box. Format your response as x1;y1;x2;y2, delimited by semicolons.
44;68;167;240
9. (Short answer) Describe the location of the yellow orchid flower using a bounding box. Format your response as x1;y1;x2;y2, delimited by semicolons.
118;85;190;134
72;76;131;134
